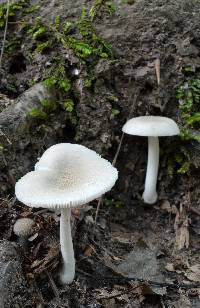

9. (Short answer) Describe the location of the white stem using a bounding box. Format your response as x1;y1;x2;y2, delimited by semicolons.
142;136;159;204
60;208;75;284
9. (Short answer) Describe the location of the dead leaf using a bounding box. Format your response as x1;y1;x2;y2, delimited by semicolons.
112;255;123;262
31;259;44;269
72;208;81;218
172;205;179;215
96;289;122;300
160;200;171;212
176;293;192;308
32;245;59;274
85;215;94;225
185;264;200;282
20;209;32;217
84;245;95;257
113;235;132;244
189;264;200;273
174;205;190;251
178;218;190;249
165;263;175;272
101;298;115;308
154;58;160;85
186;272;200;282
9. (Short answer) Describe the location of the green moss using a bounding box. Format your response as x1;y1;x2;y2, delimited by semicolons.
63;99;74;112
121;0;135;4
63;37;94;59
40;99;57;112
84;78;93;88
181;66;195;75
0;0;28;28
44;77;71;93
26;6;113;133
26;17;52;54
62;21;73;34
5;38;21;53
77;7;113;58
51;7;113;61
107;94;120;117
90;0;115;21
29;108;48;120
27;17;47;40
165;77;200;175
25;4;40;14
25;9;112;63
29;99;58;120
6;83;18;94
35;59;79;125
177;79;200;132
164;142;191;176
26;7;113;64
107;95;119;103
35;41;50;53
111;108;120;117
104;198;124;208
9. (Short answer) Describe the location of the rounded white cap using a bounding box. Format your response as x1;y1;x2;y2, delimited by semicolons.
13;218;35;238
15;143;118;209
122;116;180;137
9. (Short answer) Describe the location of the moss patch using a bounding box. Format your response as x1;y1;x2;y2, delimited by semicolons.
164;77;200;175
0;0;28;28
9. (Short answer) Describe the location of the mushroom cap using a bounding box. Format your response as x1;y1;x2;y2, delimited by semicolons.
15;143;118;209
122;116;180;137
13;218;35;238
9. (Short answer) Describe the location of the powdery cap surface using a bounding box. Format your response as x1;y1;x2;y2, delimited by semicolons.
15;143;118;209
13;218;35;237
122;116;180;137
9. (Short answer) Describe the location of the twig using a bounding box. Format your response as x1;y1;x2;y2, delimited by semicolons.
7;169;16;186
33;209;49;216
94;87;140;223
46;270;60;299
77;269;200;289
1;151;7;166
32;279;45;306
0;0;10;69
190;206;200;216
112;132;124;167
97;285;141;300
94;197;102;223
154;58;160;85
0;129;12;145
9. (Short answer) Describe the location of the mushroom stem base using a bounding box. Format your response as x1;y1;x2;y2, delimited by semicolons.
60;208;75;284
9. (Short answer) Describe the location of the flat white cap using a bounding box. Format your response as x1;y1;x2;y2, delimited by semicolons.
122;116;180;137
15;143;118;209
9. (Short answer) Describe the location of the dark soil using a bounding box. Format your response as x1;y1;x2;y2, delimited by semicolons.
0;0;200;307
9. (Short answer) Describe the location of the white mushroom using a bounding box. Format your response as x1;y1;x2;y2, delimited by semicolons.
13;218;35;247
122;116;180;204
15;143;118;284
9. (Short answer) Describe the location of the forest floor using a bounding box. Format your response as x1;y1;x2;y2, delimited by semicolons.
0;0;200;307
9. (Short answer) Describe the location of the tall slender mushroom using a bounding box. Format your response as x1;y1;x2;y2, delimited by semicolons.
122;116;180;204
15;143;118;284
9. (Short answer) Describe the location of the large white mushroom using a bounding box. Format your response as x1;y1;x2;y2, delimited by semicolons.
122;116;180;204
15;143;118;284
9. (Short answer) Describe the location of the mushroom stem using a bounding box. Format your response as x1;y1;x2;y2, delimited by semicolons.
142;136;159;204
60;208;75;284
